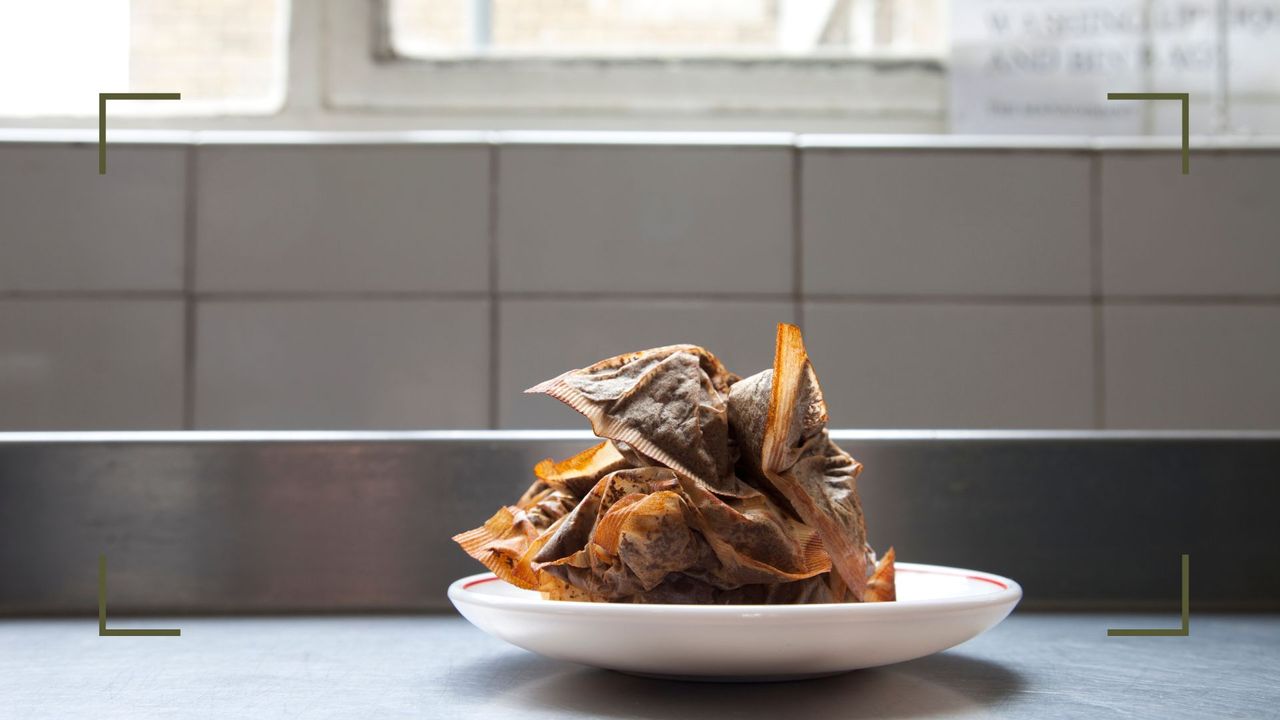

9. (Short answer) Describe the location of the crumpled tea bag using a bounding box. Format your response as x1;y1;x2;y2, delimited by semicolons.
454;324;895;605
452;478;578;589
727;324;873;600
866;547;896;602
526;345;755;498
531;466;831;602
532;440;630;497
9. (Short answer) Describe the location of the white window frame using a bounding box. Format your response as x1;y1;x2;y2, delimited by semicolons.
0;0;947;131
323;0;945;130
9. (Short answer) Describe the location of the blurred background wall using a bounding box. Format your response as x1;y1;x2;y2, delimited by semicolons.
1;0;1278;430
2;136;1277;430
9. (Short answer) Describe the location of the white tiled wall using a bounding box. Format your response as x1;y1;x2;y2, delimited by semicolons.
0;145;185;291
804;302;1095;428
1103;304;1280;429
197;145;490;293
0;300;183;429
195;299;491;429
1101;152;1280;296
497;145;793;294
1;137;1277;430
802;151;1092;297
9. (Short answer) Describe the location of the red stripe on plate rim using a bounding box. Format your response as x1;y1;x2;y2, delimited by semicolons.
900;567;1009;590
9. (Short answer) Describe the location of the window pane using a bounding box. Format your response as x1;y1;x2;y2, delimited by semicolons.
130;0;287;113
0;0;286;117
388;0;946;57
0;0;130;116
949;0;1280;135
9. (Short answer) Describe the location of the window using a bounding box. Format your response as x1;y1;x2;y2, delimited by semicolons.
129;0;287;114
0;0;287;117
326;0;944;129
3;0;1279;134
387;0;946;57
948;0;1280;135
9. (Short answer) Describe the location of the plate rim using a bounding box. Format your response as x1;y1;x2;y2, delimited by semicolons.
448;562;1022;620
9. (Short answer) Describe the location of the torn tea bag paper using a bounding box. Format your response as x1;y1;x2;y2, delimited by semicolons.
727;324;872;600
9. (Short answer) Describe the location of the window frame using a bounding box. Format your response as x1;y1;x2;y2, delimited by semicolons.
324;0;946;129
0;0;948;131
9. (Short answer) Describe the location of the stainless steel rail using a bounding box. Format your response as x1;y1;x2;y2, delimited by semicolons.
2;431;1277;614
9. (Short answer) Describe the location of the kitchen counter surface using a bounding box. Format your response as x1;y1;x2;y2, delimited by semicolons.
2;613;1276;719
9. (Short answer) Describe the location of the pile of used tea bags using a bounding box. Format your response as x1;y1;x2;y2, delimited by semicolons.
455;323;895;604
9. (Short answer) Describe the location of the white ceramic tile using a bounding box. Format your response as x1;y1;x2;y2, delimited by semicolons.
804;302;1095;428
194;300;490;429
802;151;1092;296
497;145;793;294
0;144;184;291
0;300;183;429
195;145;489;292
1102;152;1280;295
498;298;797;428
1104;304;1280;429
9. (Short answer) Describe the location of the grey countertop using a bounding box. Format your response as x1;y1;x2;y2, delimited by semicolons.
2;613;1277;719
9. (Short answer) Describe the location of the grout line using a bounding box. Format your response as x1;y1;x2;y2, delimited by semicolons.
1088;155;1104;299
1101;295;1280;305
192;290;490;302
0;291;184;300
497;291;798;303
487;145;501;430
182;145;198;430
804;293;1095;305
1090;153;1106;430
13;129;1280;151
792;146;805;330
4;289;1278;305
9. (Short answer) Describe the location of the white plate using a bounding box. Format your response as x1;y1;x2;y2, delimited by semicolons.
448;562;1022;681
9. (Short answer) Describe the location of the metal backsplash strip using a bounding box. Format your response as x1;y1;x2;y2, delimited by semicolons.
1;431;1277;614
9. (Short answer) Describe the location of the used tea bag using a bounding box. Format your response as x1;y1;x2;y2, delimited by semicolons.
532;440;631;497
866;547;897;602
453;478;578;589
526;345;754;497
531;467;831;601
728;324;872;600
455;324;895;604
456;442;633;587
